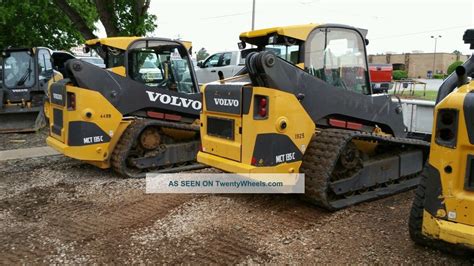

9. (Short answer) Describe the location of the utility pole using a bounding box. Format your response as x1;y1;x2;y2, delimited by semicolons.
251;0;256;30
431;35;442;78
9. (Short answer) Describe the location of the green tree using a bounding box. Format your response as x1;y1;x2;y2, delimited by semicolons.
0;0;91;50
0;0;157;50
196;48;209;61
447;60;463;75
393;70;408;80
56;0;157;37
452;50;461;56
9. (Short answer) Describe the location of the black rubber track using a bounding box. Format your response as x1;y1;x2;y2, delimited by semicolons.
111;119;204;178
300;128;430;211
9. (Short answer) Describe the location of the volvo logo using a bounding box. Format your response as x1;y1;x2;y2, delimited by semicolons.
146;91;202;110
53;93;63;101
213;98;239;107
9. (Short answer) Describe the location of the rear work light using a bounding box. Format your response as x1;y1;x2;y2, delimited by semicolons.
435;109;459;148
254;95;268;119
67;92;76;110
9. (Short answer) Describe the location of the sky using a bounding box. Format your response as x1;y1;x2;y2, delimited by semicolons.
98;0;474;56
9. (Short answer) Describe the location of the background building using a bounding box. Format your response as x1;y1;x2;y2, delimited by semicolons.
368;52;469;78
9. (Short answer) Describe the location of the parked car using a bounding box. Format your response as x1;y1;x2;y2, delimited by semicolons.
369;63;393;93
194;51;244;84
77;56;106;68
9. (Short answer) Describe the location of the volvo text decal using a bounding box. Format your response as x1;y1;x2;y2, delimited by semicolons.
146;91;202;110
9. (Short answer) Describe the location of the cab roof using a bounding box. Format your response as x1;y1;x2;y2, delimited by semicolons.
239;24;318;44
85;37;193;52
85;37;141;50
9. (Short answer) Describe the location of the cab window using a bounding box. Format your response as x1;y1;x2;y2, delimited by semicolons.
90;45;125;68
3;50;36;88
204;53;221;68
305;28;370;94
128;41;196;93
37;49;53;80
222;52;232;66
106;47;125;68
265;44;300;64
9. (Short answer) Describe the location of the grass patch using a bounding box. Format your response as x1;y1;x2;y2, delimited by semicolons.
393;90;437;101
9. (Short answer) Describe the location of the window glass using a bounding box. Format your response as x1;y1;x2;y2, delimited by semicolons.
265;45;300;64
222;53;232;66
3;51;36;88
204;53;221;68
102;46;124;68
81;57;104;65
38;50;52;71
306;28;369;94
0;57;3;85
37;49;53;80
88;45;123;68
128;43;195;93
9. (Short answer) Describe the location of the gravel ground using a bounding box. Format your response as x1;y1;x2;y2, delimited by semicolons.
0;128;48;151
0;155;472;264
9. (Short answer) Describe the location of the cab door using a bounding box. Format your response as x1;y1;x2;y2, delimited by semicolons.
36;48;55;92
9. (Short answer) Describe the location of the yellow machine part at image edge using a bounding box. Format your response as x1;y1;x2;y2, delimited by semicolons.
420;81;474;248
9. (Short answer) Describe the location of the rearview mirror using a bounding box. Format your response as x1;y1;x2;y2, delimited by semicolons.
197;60;204;68
83;46;90;54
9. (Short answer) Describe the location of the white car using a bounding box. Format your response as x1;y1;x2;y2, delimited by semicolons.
194;51;245;84
77;56;106;68
139;60;163;82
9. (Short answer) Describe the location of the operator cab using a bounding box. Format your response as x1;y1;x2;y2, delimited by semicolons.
126;40;197;94
238;24;371;95
84;37;198;94
1;47;55;102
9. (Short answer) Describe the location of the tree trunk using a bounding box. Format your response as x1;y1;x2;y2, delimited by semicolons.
53;0;97;40
135;0;151;17
95;0;120;37
132;0;151;35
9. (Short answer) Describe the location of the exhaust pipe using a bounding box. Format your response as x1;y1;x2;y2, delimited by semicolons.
436;54;474;104
455;65;469;87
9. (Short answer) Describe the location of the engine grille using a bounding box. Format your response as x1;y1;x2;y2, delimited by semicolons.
207;116;234;140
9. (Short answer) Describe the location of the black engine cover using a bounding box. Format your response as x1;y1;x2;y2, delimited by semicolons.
245;51;406;137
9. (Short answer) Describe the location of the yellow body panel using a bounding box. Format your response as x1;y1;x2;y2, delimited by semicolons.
180;40;193;54
46;85;131;168
198;151;303;174
109;66;126;77
422;210;474;248
240;24;318;43
201;109;242;161
420;80;474;249
198;86;315;174
427;83;474;227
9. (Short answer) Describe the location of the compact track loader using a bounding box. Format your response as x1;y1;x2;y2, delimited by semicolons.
46;37;202;178
0;47;63;133
409;29;474;253
198;24;430;210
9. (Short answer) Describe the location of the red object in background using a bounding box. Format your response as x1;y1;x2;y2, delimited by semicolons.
369;64;393;83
